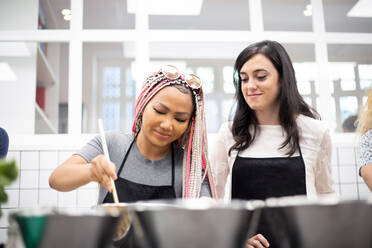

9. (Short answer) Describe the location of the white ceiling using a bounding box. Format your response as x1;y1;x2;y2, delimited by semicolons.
39;0;372;63
41;0;372;32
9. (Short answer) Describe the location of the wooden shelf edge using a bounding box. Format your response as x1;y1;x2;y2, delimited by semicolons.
35;102;58;134
37;46;58;87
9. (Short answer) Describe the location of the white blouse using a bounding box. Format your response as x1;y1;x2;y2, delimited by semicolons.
210;115;335;200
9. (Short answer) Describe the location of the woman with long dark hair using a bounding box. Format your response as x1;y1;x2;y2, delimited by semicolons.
211;40;334;247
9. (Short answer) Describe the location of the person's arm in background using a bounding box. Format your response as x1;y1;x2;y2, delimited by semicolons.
0;127;9;159
359;130;372;191
314;129;336;196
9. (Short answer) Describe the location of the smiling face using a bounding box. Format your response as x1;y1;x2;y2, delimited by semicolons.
137;86;193;151
240;54;281;114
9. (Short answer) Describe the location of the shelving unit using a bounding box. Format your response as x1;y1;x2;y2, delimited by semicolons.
35;45;59;134
35;102;57;134
37;46;57;86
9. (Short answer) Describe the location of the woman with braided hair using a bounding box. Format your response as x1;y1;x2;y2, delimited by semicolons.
49;65;216;202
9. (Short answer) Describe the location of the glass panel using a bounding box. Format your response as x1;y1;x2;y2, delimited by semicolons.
83;0;134;29
262;0;312;31
328;44;372;65
339;96;358;124
102;67;121;98
293;62;316;83
83;42;135;133
363;96;367;105
125;102;135;132
149;0;250;30
103;102;121;131
360;79;372;91
297;81;311;95
39;0;70;29
222;99;235;122
37;42;69;134
125;67;136;98
329;63;356;91
0;41;69;134
328;44;372;132
205;99;219;133
359;64;372;78
359;64;372;90
324;0;372;33
340;80;356;91
223;66;235;94
185;67;194;75
196;67;214;94
303;96;312;107
331;97;337;131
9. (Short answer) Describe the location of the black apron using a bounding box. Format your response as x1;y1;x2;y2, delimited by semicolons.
103;139;177;248
232;145;306;248
103;139;177;204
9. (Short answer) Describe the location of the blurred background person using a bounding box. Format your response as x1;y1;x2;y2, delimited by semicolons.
0;127;9;159
357;90;372;191
342;115;357;132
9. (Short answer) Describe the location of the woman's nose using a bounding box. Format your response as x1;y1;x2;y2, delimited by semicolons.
246;79;258;90
160;118;172;131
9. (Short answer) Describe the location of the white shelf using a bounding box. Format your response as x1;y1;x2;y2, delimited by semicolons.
35;103;57;134
37;46;57;87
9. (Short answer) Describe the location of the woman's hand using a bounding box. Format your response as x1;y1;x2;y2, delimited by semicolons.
89;154;117;192
246;234;270;248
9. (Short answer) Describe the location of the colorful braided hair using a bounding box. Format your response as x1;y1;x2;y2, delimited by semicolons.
132;67;216;198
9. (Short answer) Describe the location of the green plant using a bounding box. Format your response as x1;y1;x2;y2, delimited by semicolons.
0;159;18;215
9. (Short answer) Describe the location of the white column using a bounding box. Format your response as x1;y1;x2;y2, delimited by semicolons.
134;0;150;97
249;0;264;32
311;0;333;127
68;0;83;134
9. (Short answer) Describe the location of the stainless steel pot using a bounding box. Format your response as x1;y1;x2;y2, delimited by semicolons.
102;203;133;247
128;199;262;248
11;207;120;248
259;196;372;248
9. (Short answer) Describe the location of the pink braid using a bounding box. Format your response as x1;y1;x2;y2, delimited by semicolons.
185;119;195;198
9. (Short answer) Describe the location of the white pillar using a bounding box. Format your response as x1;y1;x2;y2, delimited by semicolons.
134;0;150;97
68;0;83;134
312;0;333;126
249;0;264;32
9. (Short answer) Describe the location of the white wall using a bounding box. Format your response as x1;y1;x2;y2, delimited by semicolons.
0;0;38;30
0;51;37;135
0;0;39;135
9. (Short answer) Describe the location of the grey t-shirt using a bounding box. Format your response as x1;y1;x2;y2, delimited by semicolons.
75;131;211;203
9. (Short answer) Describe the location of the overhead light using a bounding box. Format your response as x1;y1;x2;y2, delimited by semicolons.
303;4;312;16
0;63;17;82
0;42;31;57
127;0;203;15
61;8;71;21
63;15;72;21
303;9;312;16
61;8;71;16
347;0;372;17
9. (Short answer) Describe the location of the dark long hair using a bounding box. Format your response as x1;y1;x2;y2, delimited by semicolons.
229;40;319;156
